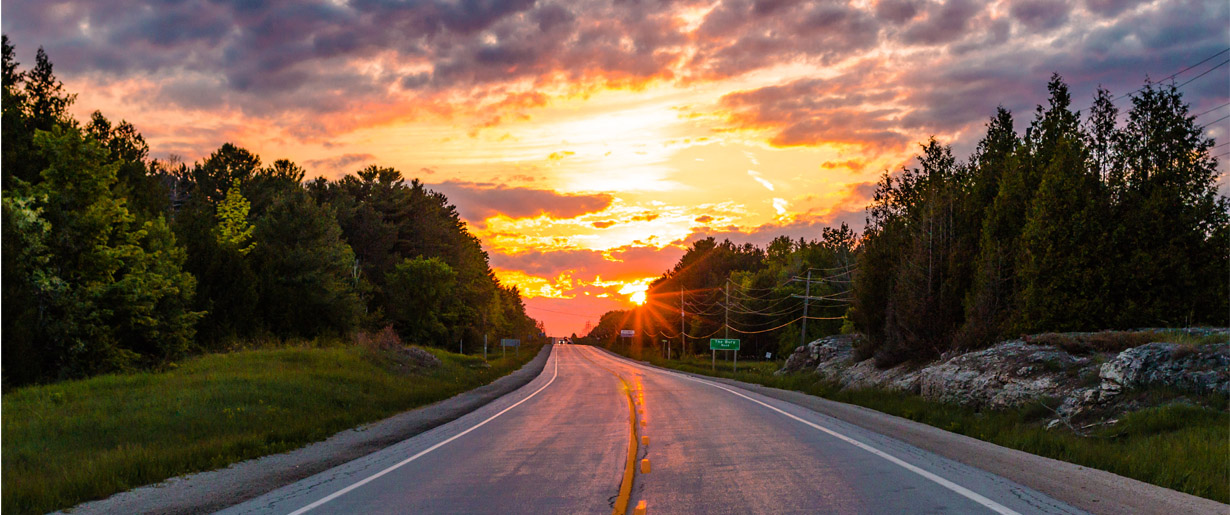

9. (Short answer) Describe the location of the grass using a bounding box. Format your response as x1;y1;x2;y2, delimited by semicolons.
1028;329;1228;355
1;342;542;515
611;346;1229;503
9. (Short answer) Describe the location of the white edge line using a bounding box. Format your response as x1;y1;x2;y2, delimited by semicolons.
588;348;1020;515
288;348;561;515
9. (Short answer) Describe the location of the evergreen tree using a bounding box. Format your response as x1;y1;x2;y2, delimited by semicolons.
1016;136;1109;332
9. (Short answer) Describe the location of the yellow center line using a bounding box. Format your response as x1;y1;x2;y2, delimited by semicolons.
573;345;642;515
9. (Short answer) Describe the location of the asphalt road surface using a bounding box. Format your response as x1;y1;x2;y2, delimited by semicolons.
222;344;1086;514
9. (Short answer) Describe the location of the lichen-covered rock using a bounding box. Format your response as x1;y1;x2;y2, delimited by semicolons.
777;335;856;375
1099;342;1229;397
917;341;1092;409
840;360;921;393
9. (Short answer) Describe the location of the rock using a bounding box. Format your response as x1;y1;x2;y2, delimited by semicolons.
777;335;856;375
1099;342;1229;398
917;341;1092;410
398;346;443;369
839;360;920;393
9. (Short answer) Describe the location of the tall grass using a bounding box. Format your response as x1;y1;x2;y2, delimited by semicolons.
613;347;1229;503
2;343;541;515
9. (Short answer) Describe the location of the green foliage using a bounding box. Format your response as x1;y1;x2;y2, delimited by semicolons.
308;166;539;346
384;257;459;344
1;342;542;514
213;179;256;255
853;74;1227;364
250;188;362;337
1;37;540;386
2;126;198;384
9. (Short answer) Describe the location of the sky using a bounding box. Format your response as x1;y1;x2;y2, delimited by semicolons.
5;0;1228;336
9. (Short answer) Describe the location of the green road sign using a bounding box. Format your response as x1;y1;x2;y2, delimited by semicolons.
710;338;740;350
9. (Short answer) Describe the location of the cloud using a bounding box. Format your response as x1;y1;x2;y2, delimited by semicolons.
719;71;911;152
305;153;377;174
747;170;775;191
1010;0;1072;32
428;180;613;223
490;243;684;286
821;159;866;172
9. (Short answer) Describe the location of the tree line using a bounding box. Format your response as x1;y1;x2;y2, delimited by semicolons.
1;37;539;387
586;74;1227;366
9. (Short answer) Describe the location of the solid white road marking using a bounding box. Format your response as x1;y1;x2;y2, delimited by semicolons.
582;347;1021;515
289;347;562;514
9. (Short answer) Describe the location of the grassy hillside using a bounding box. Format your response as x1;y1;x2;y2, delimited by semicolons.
610;349;1229;503
2;343;541;514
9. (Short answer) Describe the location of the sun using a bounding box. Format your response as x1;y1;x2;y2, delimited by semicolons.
630;290;647;305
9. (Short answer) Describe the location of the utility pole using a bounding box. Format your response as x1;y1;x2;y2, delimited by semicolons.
680;285;686;359
800;269;812;349
716;280;728;372
730;280;736;373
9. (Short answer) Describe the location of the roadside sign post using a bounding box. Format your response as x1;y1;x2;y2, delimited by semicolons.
484;334;487;360
500;338;520;358
710;338;740;372
620;329;635;353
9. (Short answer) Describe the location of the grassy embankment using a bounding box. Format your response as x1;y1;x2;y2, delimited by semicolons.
2;341;543;515
607;345;1229;503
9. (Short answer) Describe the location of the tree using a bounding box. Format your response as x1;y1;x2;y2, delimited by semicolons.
1016;137;1109;332
251;187;362;337
214;179;256;255
3;126;198;384
1108;82;1227;326
385;257;459;345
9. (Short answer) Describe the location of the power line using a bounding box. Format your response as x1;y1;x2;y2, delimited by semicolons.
1114;48;1230;103
1174;58;1230;90
1199;114;1230;128
724;316;805;334
1194;102;1230;118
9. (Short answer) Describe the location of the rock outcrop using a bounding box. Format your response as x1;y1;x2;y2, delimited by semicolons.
779;329;1229;428
917;341;1091;410
1099;342;1229;397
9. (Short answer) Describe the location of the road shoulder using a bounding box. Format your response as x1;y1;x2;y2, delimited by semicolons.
591;347;1226;515
58;345;555;515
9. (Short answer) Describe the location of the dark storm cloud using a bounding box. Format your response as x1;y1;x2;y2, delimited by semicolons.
1010;0;1072;32
900;0;983;45
3;0;1226;152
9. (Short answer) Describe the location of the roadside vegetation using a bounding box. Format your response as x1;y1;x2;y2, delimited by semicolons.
2;36;541;389
578;74;1226;367
1;336;543;515
609;349;1229;503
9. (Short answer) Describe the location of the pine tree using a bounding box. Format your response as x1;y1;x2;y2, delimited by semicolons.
214;179;257;255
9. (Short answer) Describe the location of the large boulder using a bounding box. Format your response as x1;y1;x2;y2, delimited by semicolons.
777;335;857;375
918;341;1093;409
1099;342;1229;398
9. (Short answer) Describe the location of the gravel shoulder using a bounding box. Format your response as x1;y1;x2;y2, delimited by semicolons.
593;347;1227;515
59;345;554;515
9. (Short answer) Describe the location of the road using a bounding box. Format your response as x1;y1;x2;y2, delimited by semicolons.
222;344;1085;514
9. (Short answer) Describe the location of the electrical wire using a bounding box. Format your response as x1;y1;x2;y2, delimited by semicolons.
723;317;804;334
1174;58;1230;90
1194;102;1230;118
